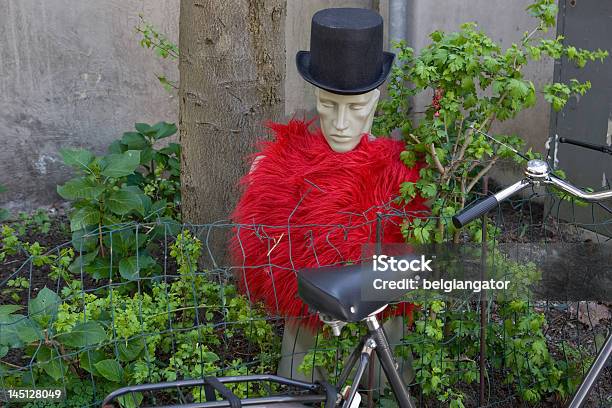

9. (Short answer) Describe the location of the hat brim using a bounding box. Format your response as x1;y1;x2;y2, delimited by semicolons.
296;51;395;95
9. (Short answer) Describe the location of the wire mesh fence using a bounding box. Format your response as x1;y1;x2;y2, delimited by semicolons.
0;189;610;407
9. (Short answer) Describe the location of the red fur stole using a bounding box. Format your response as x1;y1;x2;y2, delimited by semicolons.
230;120;427;326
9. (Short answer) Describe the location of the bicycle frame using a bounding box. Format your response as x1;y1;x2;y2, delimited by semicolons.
101;374;334;407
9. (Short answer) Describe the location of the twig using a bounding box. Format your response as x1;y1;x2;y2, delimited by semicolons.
522;23;542;46
456;128;474;163
135;27;179;60
430;143;446;176
452;117;465;158
0;360;23;369
466;157;499;194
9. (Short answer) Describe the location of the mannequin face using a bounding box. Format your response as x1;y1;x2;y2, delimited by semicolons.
316;88;380;153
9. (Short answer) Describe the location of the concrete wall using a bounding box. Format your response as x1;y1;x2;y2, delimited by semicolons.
1;0;554;211
0;0;179;212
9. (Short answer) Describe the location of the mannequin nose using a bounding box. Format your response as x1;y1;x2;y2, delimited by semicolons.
334;105;349;131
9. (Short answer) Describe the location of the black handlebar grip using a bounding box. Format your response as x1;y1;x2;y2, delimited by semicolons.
452;195;499;228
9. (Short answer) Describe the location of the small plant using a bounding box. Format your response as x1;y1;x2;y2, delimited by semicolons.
16;209;51;236
57;122;180;281
135;15;179;92
2;277;29;302
108;121;181;218
1;224;21;261
299;322;365;383
49;247;75;282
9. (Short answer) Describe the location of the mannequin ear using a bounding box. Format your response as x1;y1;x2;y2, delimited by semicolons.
370;89;381;106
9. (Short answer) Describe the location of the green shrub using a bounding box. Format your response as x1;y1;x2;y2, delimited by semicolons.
57;122;180;282
373;0;606;245
1;232;279;407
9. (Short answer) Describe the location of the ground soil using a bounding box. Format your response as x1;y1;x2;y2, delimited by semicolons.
0;214;72;307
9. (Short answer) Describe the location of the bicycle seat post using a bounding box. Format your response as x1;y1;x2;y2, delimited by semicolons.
364;315;416;408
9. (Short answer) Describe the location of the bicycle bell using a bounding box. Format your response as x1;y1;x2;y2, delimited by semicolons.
525;159;550;181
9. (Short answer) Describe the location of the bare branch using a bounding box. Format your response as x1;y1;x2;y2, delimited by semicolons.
430;143;446;176
408;133;421;144
466;156;499;194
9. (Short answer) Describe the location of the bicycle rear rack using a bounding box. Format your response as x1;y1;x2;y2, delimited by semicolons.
101;374;336;408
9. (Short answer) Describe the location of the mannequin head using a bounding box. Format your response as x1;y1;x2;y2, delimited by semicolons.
315;88;380;153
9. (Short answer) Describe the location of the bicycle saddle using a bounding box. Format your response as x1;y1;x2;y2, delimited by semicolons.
297;263;403;322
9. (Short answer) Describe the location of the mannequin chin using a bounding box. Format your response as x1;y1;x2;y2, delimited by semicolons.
316;88;380;153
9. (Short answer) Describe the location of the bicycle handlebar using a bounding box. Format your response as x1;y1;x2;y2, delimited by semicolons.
559;137;612;156
452;159;612;229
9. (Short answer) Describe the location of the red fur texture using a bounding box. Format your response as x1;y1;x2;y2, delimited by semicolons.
230;120;427;325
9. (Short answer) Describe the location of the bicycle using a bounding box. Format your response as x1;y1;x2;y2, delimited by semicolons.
103;135;611;408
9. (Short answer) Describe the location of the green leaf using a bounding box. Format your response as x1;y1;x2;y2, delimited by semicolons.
202;351;220;363
400;182;417;199
139;147;154;164
160;143;180;156
507;78;529;98
134;123;153;134
105;230;132;255
55;321;106;348
119;254;155;280
0;305;22;316
60;148;94;170
101;150;141;178
69;206;100;231
107;189;145;216
17;319;43;344
71;229;98;252
94;359;124;382
28;287;61;326
121;132;148;149
108;140;125;154
431;374;441;389
118;338;145;361
84;257;114;280
79;349;106;375
37;347;66;381
118;392;143;408
152;122;177;140
57;178;105;201
0;345;8;358
0;314;42;347
420;183;437;198
69;248;99;274
145;199;167;220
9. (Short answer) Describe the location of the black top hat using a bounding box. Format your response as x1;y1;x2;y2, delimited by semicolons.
296;8;395;95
